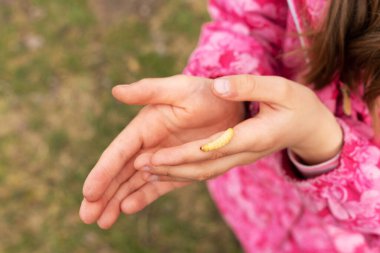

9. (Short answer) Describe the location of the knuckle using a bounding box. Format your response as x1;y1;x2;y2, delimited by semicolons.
138;78;158;98
112;142;126;161
114;172;124;185
114;191;125;203
209;150;225;160
195;175;206;181
274;77;293;100
239;75;256;94
302;86;318;99
194;168;216;181
205;170;217;180
177;147;197;164
240;74;253;84
272;76;288;86
163;169;171;177
195;172;208;181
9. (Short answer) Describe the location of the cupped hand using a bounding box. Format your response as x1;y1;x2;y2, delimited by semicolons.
135;75;343;181
79;75;244;229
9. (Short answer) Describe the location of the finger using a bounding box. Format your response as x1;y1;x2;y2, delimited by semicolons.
134;152;153;169
139;119;272;167
147;152;261;181
79;161;136;224
212;75;296;106
142;173;194;183
96;171;148;229
120;181;190;214
82;118;142;202
112;75;208;106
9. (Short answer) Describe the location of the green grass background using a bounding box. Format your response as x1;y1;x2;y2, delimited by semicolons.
0;0;242;252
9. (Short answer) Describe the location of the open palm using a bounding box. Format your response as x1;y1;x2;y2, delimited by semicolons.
79;75;244;229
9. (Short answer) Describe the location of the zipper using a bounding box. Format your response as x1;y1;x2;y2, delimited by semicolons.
286;0;310;63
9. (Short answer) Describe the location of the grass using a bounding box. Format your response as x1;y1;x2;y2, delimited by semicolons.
0;1;242;252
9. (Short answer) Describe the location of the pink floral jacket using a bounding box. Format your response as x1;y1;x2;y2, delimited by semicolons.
183;0;380;252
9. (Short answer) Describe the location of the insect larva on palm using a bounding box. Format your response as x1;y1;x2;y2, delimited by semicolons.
200;128;234;152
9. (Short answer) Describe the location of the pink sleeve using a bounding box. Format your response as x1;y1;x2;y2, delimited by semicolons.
183;0;288;78
296;118;380;238
287;148;341;177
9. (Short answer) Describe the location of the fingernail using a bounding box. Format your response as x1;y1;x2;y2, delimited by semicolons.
141;166;153;171
148;175;159;182
214;79;230;95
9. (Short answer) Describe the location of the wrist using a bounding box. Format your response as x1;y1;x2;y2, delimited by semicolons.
290;115;343;165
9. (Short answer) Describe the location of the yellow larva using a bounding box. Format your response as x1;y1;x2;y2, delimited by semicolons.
200;128;234;152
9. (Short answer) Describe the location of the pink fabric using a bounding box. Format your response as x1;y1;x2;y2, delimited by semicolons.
287;148;341;178
183;0;380;252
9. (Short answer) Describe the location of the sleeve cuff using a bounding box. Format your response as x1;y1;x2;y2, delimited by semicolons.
287;149;341;178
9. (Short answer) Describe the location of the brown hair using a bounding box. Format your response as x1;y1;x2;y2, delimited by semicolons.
305;0;380;108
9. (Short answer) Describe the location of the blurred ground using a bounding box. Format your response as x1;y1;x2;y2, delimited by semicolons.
0;0;242;252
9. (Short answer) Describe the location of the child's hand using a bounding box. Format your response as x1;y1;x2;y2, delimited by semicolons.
79;75;244;229
136;75;343;181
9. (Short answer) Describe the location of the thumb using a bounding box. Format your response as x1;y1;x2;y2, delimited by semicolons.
212;75;292;104
112;75;196;106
